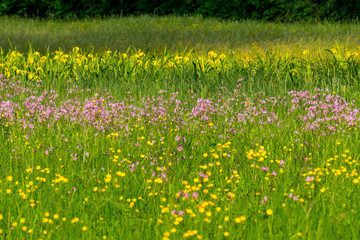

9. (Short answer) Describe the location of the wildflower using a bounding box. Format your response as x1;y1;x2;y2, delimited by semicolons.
154;178;163;184
210;194;217;200
261;196;268;204
116;171;126;177
266;209;273;216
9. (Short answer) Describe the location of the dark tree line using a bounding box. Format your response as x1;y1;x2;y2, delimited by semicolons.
0;0;359;22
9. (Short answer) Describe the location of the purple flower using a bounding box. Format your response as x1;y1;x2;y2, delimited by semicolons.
279;160;285;167
305;176;314;182
261;166;270;172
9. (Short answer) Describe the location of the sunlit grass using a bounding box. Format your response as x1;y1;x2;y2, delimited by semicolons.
1;16;360;239
1;15;360;54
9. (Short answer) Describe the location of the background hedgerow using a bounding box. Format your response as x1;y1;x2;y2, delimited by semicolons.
0;0;359;22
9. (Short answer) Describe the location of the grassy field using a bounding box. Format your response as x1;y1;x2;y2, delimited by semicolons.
1;15;360;54
0;16;360;239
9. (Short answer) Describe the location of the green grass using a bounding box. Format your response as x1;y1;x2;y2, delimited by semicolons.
1;15;360;54
1;16;360;239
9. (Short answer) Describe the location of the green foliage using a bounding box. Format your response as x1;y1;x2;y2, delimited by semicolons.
0;0;359;22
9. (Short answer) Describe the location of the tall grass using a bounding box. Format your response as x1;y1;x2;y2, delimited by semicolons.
1;16;360;54
1;46;360;100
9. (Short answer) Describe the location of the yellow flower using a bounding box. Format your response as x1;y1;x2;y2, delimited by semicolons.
266;209;273;216
116;171;126;177
82;226;88;231
154;178;163;184
210;194;217;200
235;216;246;223
6;176;13;182
208;51;218;58
224;232;229;237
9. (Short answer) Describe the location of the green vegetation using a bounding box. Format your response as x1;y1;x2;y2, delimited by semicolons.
0;0;359;22
1;16;360;54
0;17;360;239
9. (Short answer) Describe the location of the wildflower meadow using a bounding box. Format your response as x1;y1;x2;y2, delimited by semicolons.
1;16;360;239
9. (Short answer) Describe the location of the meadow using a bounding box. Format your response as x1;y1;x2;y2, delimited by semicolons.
0;16;360;239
